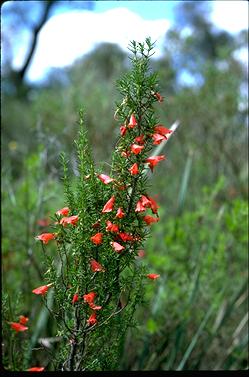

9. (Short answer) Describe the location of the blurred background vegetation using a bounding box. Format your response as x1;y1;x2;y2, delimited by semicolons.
2;1;248;371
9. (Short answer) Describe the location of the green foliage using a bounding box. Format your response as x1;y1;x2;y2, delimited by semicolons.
121;182;248;370
2;146;65;371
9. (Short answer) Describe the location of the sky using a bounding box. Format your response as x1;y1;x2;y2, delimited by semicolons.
1;1;248;83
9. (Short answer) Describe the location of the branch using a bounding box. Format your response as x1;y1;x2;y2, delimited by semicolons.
17;1;55;81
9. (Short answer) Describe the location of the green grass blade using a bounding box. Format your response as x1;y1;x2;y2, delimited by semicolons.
176;304;215;371
176;150;193;215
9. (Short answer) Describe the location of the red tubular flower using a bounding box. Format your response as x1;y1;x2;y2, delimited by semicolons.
115;207;125;219
129;163;139;175
140;195;151;208
56;207;70;216
102;196;115;213
118;232;134;242
110;241;125;253
27;367;45;372
87;312;97;326
131;144;144;155
152;133;167;145
154;92;164;102
32;283;53;296
19;315;29;325
106;220;119;233
72;293;79;304
145;155;165;172
135;199;146;213
89;303;102;310
60;215;79;226
121;151;130;158
154;125;172;136
147;196;159;214
120;125;127;136
35;233;55;244
83;292;96;304
134;135;145;144
128;113;137;128
143;215;159;225
90;259;105;272
10;322;28;332
97;174;114;184
147;273;160;280
90;232;103;245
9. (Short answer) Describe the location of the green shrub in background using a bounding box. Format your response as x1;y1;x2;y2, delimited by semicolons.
121;177;248;370
2;146;64;371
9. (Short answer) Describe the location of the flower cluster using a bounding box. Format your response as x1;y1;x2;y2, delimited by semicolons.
8;315;45;371
9;315;29;332
26;40;176;371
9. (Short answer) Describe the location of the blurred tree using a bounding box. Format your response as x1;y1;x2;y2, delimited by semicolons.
174;1;236;66
1;0;95;96
153;0;248;203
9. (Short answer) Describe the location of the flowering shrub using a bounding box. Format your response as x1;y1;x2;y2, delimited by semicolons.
5;39;176;371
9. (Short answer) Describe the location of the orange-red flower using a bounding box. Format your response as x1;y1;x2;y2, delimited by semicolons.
90;232;103;245
118;232;134;242
152;133;167;145
154;125;172;136
106;220;119;233
147;196;159;214
120;125;127;136
32;283;53;296
97;174;114;184
19;315;29;325
154;92;164;102
121;151;130;158
134;135;145;144
60;215;79;226
131;144;144;155
115;207;125;219
128;113;137;128
140;195;151;208
129;163;139;175
147;273;160;280
136;195;159;214
89;303;102;310
35;233;55;244
10;322;28;332
87;312;97;326
102;196;115;213
143;215;159;225
90;259;105;272
111;241;125;253
83;292;96;304
145;155;165;172
72;293;79;304
135;199;146;213
56;207;70;216
27;367;45;372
